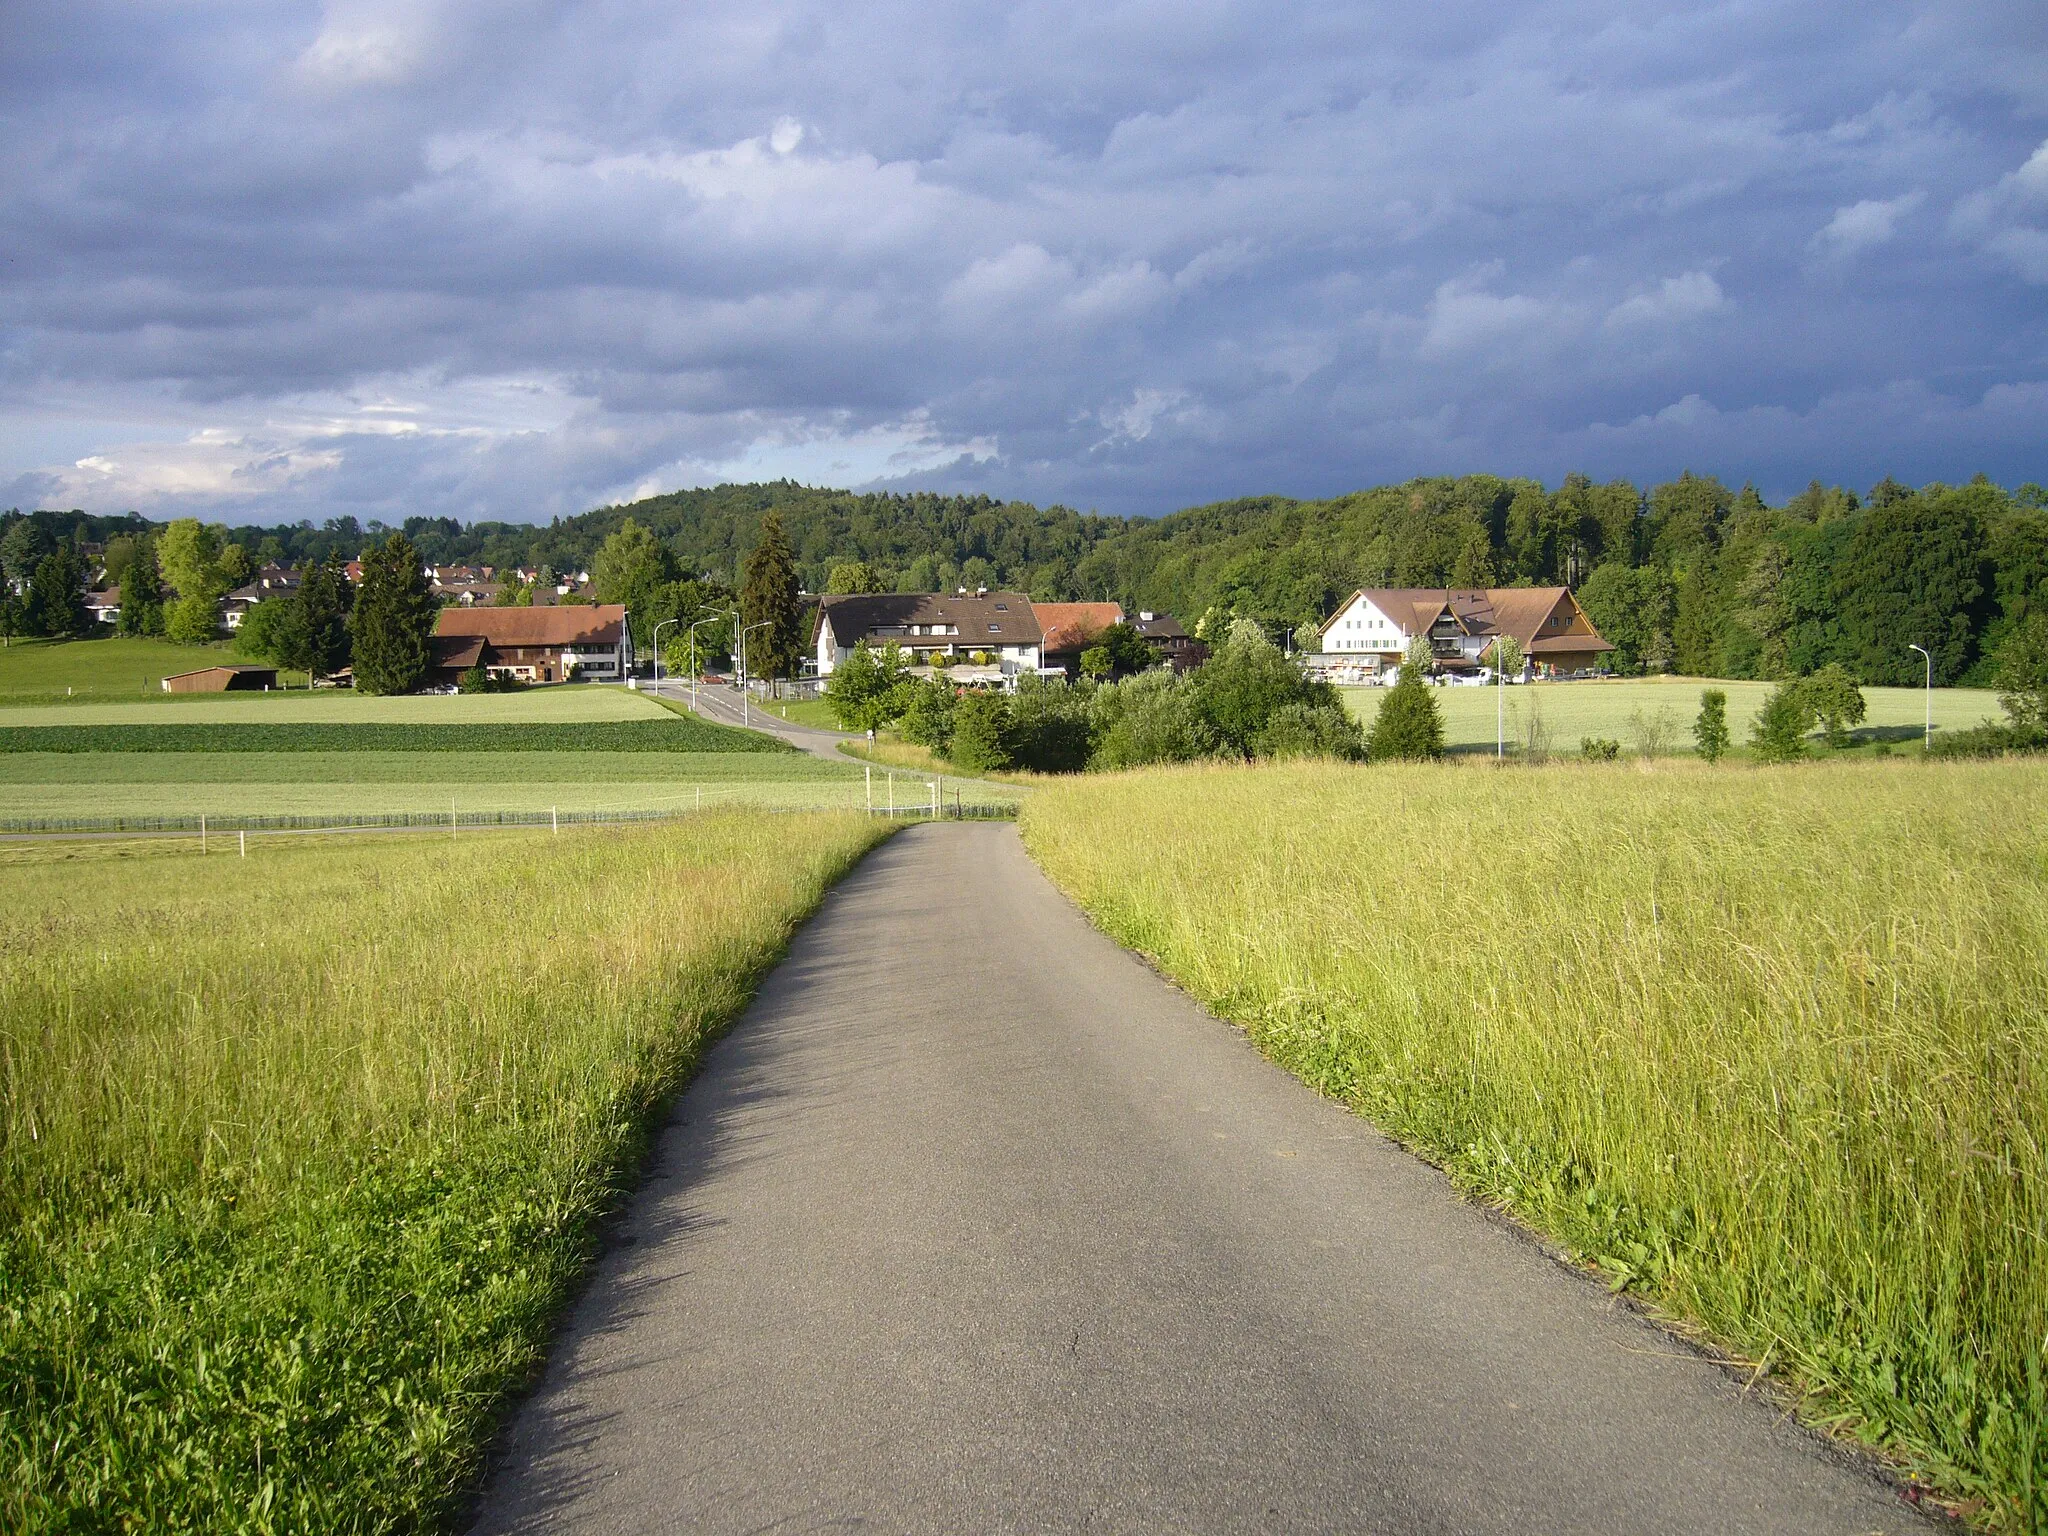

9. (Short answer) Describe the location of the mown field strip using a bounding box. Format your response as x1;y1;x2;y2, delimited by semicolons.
0;682;669;725
1340;678;2003;752
0;814;893;1531
0;750;850;784
1021;758;2048;1529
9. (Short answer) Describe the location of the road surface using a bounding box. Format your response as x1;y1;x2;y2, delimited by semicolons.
652;678;856;762
472;822;1924;1535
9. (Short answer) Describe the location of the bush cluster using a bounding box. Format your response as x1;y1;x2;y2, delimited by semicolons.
848;624;1373;774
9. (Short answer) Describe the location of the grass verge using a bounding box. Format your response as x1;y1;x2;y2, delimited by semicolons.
0;637;306;699
0;813;892;1531
1021;759;2047;1529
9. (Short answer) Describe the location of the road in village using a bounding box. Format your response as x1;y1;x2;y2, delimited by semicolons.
471;821;1926;1535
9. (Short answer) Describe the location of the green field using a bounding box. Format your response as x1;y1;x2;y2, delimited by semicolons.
1022;759;2048;1527
0;814;893;1529
0;636;310;699
0;681;665;725
1342;676;2003;754
757;697;841;730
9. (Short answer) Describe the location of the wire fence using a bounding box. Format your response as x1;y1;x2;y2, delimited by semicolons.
0;796;1019;840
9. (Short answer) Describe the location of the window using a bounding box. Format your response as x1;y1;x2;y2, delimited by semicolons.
994;602;1008;610
988;623;1000;632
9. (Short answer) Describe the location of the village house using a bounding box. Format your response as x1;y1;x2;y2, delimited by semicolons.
1311;587;1613;682
430;604;633;686
221;563;303;629
813;591;1048;687
1032;602;1124;676
1131;611;1206;673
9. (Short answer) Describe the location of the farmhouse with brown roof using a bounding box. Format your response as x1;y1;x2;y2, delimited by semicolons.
1031;601;1123;675
813;591;1049;687
431;604;633;685
1312;587;1613;681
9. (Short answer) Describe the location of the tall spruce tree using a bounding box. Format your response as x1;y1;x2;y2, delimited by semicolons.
740;511;803;681
1366;663;1445;761
350;534;436;695
115;535;167;636
290;556;354;680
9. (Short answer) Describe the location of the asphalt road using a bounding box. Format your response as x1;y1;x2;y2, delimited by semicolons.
471;822;1925;1535
654;679;856;761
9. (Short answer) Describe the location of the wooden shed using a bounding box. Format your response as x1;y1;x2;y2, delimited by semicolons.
161;665;279;693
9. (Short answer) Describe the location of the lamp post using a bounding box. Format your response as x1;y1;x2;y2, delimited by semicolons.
739;620;772;727
686;611;733;714
650;617;679;688
1907;643;1932;750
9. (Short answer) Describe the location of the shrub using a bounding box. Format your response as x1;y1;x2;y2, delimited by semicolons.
1254;702;1366;761
1798;663;1866;748
948;691;1015;773
1580;737;1621;761
1188;624;1344;758
1088;672;1216;769
1366;667;1444;761
1750;680;1817;762
1007;679;1094;773
898;676;958;750
1694;689;1730;762
1995;612;2048;736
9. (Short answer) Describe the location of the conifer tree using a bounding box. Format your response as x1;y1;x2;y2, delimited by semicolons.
350;534;436;695
1367;662;1445;761
740;512;804;681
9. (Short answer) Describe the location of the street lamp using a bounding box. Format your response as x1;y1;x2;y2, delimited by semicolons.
1907;643;1932;750
650;617;679;687
739;620;772;727
686;610;735;714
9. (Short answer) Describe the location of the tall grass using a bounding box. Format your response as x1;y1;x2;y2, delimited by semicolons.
1023;759;2048;1529
0;814;890;1531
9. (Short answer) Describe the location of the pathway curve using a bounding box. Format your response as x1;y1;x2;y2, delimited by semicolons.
472;822;1924;1536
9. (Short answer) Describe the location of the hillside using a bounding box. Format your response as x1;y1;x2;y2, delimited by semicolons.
10;468;2045;685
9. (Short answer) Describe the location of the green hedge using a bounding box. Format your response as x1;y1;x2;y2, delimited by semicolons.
0;720;794;755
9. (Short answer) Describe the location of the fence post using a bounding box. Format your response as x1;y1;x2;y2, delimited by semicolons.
239;829;246;858
552;805;558;836
866;764;872;813
200;813;206;854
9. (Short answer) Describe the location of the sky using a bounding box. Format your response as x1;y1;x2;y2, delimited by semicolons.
2;1;2046;526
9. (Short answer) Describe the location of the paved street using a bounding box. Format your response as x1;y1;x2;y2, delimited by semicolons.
472;822;1923;1535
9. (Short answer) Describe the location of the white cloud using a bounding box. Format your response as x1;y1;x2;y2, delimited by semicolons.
1810;191;1925;257
1951;139;2048;283
1602;271;1731;330
1417;268;1563;360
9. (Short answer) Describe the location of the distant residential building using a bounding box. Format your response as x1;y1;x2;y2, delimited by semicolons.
85;587;122;627
813;591;1048;686
1131;611;1207;673
431;604;633;685
221;564;303;629
1032;602;1124;676
1311;587;1613;681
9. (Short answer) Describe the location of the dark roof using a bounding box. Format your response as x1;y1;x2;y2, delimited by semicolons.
430;634;488;670
817;592;1042;647
1132;613;1187;640
436;605;627;646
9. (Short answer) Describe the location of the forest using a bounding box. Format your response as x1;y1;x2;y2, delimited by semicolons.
6;469;2044;686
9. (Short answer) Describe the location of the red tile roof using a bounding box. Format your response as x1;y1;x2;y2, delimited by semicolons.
435;605;627;647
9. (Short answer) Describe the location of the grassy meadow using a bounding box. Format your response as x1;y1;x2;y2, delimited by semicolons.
0;813;892;1530
0;680;665;725
0;636;308;700
1342;676;2004;755
1022;759;2048;1528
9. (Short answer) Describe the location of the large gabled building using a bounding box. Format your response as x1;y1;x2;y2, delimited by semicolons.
813;591;1048;686
431;604;633;685
1312;587;1613;681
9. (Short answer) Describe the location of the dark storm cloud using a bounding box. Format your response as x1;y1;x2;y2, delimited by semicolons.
3;0;2045;523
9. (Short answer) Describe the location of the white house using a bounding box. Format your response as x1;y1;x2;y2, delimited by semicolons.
1310;587;1613;682
813;591;1046;687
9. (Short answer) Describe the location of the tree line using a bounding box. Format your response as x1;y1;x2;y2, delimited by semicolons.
9;467;2043;689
